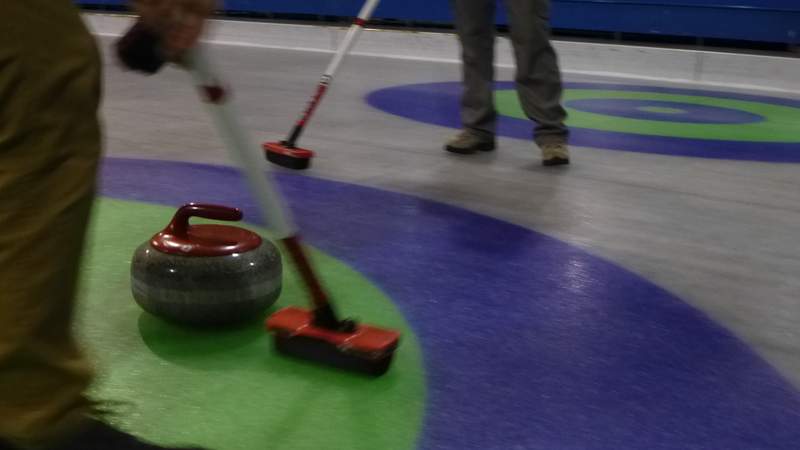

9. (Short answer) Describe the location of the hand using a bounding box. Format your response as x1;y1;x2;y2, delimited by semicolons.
132;0;216;61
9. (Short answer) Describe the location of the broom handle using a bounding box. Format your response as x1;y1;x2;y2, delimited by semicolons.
189;50;294;238
188;48;339;322
284;0;381;147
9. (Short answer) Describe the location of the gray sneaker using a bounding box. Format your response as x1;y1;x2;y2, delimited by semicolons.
540;141;570;166
444;131;496;154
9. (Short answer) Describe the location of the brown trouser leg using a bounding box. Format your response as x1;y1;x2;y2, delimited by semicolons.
0;1;102;447
451;0;568;144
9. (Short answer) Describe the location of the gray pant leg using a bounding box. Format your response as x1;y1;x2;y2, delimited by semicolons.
505;0;569;144
452;0;497;138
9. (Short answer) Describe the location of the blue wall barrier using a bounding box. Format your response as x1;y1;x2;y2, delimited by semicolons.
77;0;800;44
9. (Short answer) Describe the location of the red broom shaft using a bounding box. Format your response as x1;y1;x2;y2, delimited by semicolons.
286;79;330;147
281;235;331;310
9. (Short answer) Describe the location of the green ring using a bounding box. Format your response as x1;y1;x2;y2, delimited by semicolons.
77;199;426;450
638;106;686;114
496;89;800;143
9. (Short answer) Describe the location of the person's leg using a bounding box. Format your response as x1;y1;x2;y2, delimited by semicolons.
0;2;103;448
1;3;212;449
504;0;570;164
446;0;498;153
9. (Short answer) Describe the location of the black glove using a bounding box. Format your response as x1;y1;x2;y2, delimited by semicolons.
115;20;166;74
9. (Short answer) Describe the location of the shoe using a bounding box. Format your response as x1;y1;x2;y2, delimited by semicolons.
540;141;570;166
1;419;210;450
444;131;496;154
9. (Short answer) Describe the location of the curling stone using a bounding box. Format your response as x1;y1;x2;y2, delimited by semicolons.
131;203;282;327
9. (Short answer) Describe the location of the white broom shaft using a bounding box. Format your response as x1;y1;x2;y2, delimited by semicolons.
189;49;296;238
322;0;381;78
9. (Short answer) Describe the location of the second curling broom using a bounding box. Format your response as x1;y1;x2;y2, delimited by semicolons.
263;0;381;170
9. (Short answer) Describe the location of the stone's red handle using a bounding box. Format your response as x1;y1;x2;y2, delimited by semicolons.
167;203;242;238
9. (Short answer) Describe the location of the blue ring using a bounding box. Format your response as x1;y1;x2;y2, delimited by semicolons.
101;158;800;450
365;81;800;163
